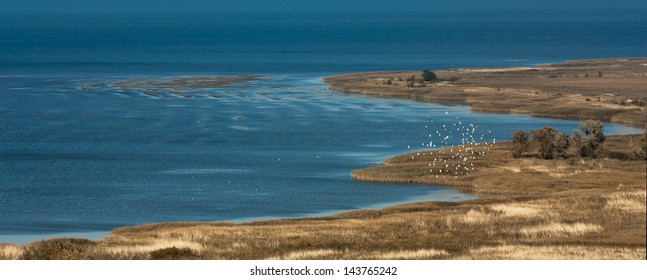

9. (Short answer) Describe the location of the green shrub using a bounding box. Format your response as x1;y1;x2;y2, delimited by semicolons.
511;130;529;158
421;69;438;82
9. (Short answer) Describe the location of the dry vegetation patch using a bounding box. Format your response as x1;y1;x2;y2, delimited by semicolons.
605;191;647;212
0;243;24;260
460;245;646;260
460;210;493;224
368;249;448;260
490;204;543;217
265;249;339;260
20;238;97;260
100;239;204;258
520;222;604;239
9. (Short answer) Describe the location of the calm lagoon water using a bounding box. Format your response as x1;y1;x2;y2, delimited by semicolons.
0;10;645;242
0;74;642;243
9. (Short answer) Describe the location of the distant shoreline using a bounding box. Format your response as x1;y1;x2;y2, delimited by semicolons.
324;58;647;128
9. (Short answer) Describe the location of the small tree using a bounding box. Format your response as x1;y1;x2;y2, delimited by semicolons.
580;120;605;143
406;75;416;87
577;120;605;157
552;132;570;159
531;127;559;159
572;130;586;156
422;69;438;82
511;130;529;158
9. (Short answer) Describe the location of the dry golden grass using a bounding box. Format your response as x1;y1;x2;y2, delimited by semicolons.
460;245;646;260
490;204;543;217
99;239;204;258
520;223;604;239
369;249;448;260
460;210;492;224
605;191;646;212
0;244;24;260
265;249;338;260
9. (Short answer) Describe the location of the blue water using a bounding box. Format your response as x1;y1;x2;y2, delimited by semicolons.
2;10;646;75
1;10;645;242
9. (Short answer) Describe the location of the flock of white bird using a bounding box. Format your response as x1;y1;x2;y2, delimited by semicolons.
407;113;496;179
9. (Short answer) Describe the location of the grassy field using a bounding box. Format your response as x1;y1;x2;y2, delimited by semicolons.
325;58;647;127
2;134;644;260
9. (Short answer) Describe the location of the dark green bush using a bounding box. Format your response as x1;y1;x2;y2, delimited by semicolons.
421;69;438;82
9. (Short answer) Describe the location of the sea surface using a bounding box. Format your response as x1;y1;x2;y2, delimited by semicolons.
1;9;645;243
